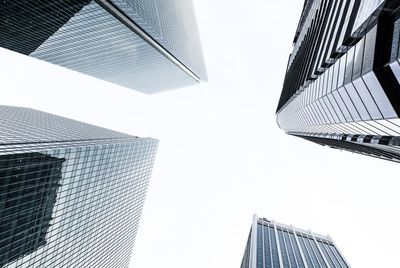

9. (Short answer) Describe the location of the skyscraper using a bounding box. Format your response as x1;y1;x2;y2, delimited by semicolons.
276;0;400;162
0;0;207;93
0;106;158;267
241;216;350;268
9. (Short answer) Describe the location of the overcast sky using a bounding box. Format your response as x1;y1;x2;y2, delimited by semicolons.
0;0;399;267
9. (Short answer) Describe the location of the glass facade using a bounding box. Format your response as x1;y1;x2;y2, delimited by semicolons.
0;0;207;93
241;216;350;268
0;106;158;267
276;0;400;162
110;0;208;81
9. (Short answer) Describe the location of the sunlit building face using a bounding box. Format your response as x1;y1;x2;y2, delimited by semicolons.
0;0;207;93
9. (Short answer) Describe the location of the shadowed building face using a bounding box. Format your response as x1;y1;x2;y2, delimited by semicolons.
0;1;91;55
0;153;64;267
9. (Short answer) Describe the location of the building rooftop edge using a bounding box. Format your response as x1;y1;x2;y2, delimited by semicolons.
256;217;332;241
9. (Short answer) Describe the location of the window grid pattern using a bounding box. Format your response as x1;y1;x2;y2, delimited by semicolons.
277;1;400;163
297;234;326;268
110;0;208;80
30;1;196;93
297;134;400;163
243;218;348;268
0;0;205;93
278;25;397;134
0;106;158;268
277;229;290;268
0;106;132;144
0;153;64;267
278;0;360;111
352;0;385;35
281;0;391;111
241;232;252;268
262;225;273;268
256;223;280;268
0;0;91;55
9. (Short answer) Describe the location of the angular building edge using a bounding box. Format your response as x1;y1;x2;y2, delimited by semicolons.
0;0;207;93
276;0;400;162
0;105;159;267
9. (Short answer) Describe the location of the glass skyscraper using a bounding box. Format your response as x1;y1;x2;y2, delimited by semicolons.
0;106;158;267
276;0;400;162
241;216;350;268
0;0;207;93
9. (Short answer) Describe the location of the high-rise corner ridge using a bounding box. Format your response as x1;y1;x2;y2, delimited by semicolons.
241;215;350;268
0;106;158;267
0;0;207;93
276;0;400;162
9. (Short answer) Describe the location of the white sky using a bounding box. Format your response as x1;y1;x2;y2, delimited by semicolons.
0;0;399;267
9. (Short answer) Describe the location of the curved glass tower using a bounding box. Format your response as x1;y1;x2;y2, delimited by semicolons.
276;0;400;162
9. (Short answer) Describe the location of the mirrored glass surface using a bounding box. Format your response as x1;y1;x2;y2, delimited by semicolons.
110;0;207;80
0;106;158;268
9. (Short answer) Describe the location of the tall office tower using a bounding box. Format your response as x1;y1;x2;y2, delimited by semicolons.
0;106;158;267
0;1;207;93
241;216;350;268
276;0;400;162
